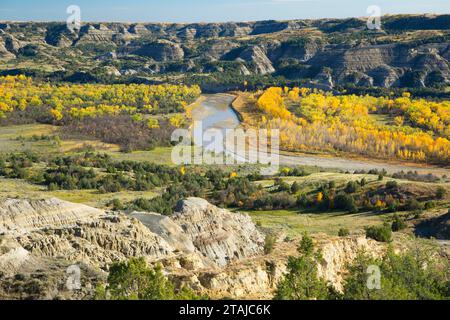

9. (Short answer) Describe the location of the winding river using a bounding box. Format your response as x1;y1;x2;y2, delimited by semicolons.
191;94;450;176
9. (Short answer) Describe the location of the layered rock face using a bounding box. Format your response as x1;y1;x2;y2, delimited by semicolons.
237;46;275;75
171;198;264;267
0;197;266;298
1;15;449;89
0;198;102;235
0;197;384;299
132;40;185;62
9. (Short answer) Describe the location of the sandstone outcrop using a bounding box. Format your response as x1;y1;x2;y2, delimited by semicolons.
238;46;275;75
0;197;386;299
133;40;184;61
0;16;449;88
172;198;264;267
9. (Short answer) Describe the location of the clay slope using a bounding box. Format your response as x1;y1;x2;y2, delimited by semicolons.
0;197;384;299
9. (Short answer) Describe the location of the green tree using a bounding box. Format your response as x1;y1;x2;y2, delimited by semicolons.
274;233;329;300
95;258;203;300
290;181;301;194
343;246;449;300
344;181;359;194
334;193;358;213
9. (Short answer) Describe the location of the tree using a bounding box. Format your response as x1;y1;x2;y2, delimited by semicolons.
316;192;324;203
345;181;359;194
274;233;329;300
95;258;203;300
334;193;358;213
342;246;449;300
291;181;301;194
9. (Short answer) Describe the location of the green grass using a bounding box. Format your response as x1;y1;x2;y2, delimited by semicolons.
108;147;175;165
256;172;380;192
0;124;119;155
0;124;57;154
0;178;158;208
246;209;389;237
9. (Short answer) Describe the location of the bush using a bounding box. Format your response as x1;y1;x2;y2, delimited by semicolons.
275;179;291;193
424;201;436;209
264;234;277;255
290;181;301;194
405;199;424;211
365;223;392;242
334;193;358;213
436;187;446;200
95;258;203;300
342;246;449;300
344;181;359;194
111;198;124;211
274;233;329;300
47;183;58;191
296;194;310;208
386;199;400;213
338;228;350;237
413;209;424;219
385;181;398;190
391;215;407;232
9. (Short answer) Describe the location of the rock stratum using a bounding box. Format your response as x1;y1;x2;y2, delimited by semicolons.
0;197;384;299
0;15;449;90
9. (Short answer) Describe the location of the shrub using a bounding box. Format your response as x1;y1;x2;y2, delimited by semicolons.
296;194;310;208
276;179;291;193
338;228;350;237
391;215;407;232
413;209;424;219
47;183;58;191
385;180;399;190
274;233;329;300
342;246;449;300
386;199;400;213
111;198;124;211
334;193;358;213
365;223;392;242
405;199;424;211
424;201;436;209
344;181;359;194
291;181;301;194
95;258;203;300
264;234;277;255
436;187;446;200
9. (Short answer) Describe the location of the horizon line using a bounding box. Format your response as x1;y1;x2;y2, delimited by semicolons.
0;12;447;25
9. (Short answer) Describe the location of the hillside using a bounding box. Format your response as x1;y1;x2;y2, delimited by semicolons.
0;15;449;93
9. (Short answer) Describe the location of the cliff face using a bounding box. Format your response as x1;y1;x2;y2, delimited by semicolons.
171;198;264;267
0;15;449;89
0;197;384;299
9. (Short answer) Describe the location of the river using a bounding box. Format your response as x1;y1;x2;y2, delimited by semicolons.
191;94;450;176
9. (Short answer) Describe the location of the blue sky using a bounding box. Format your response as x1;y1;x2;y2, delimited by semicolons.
1;0;449;22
